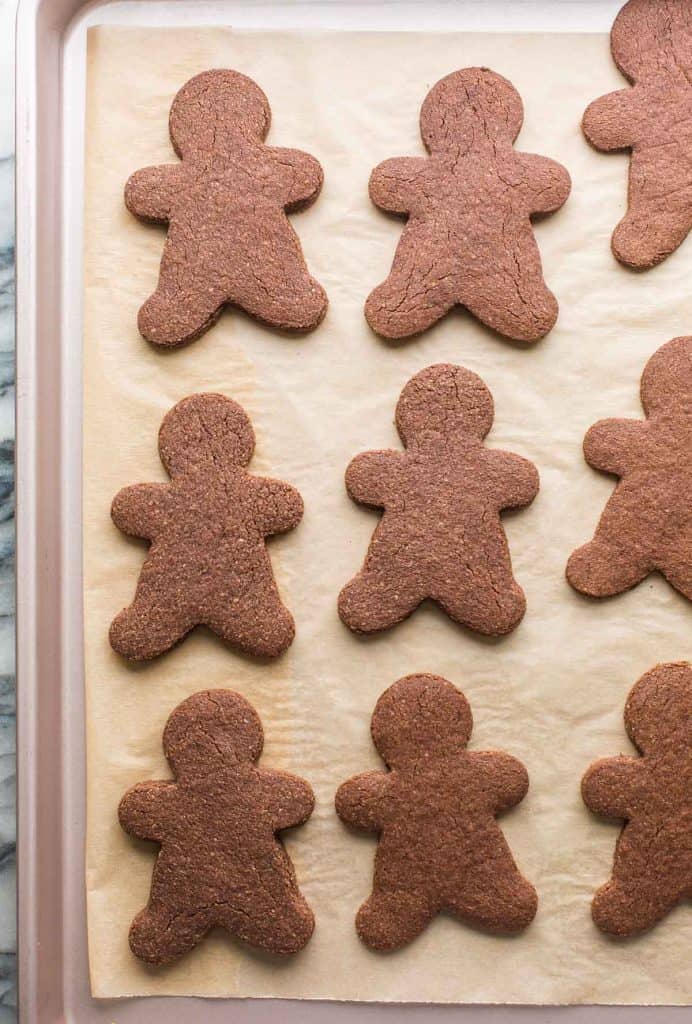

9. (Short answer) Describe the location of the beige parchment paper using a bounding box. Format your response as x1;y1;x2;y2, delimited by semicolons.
83;26;692;1003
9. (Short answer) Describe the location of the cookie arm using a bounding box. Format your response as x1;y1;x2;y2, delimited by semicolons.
111;483;169;540
582;89;639;152
118;781;178;842
270;148;324;211
472;752;529;812
335;771;390;832
263;771;315;831
582;756;645;819
583;418;646;476
124;165;185;223
251;477;304;536
485;451;540;511
517;154;571;215
345;450;401;508
369;157;427;215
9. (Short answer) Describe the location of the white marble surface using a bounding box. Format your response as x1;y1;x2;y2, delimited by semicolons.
0;0;16;1019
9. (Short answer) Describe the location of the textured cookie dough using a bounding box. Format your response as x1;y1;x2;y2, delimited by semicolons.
567;336;692;601
582;662;692;936
119;690;315;963
336;673;537;950
125;69;328;345
338;363;539;636
110;392;303;660
582;0;692;268
365;67;571;342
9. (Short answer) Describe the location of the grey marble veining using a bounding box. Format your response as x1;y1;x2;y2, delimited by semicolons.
0;0;17;1017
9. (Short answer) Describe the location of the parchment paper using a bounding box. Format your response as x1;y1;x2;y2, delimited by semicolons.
83;27;692;1003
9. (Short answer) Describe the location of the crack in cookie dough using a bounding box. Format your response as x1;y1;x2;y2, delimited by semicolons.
583;0;692;269
119;690;315;963
365;68;571;342
125;69;328;346
338;363;539;636
567;336;692;601
109;392;303;660
582;662;692;936
336;674;537;950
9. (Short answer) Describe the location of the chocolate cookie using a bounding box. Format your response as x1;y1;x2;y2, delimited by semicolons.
567;336;692;601
119;690;315;962
338;363;539;636
582;0;692;268
125;69;327;346
110;393;303;660
582;662;692;936
336;674;537;950
365;67;571;342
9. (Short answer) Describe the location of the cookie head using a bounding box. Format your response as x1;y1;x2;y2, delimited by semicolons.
611;0;692;83
163;690;264;778
420;68;524;155
371;674;473;770
624;662;692;755
169;69;271;159
396;363;494;446
158;393;256;477
640;335;692;417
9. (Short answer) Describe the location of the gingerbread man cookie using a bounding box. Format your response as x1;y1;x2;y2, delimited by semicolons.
125;69;327;346
567;336;692;601
365;67;571;342
583;0;692;268
338;363;539;636
119;690;315;962
110;393;303;660
582;662;692;936
336;674;537;949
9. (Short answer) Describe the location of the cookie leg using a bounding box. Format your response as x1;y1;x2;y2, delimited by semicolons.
222;894;315;955
365;267;454;340
612;202;691;269
356;890;435;951
109;598;194;661
591;878;680;937
464;266;558;343
138;249;227;348
338;569;424;633
435;577;526;636
129;901;213;964
658;553;692;601
205;585;295;658
566;538;650;598
234;225;327;332
447;862;537;933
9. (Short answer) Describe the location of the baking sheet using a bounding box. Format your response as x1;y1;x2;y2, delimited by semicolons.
83;26;692;1003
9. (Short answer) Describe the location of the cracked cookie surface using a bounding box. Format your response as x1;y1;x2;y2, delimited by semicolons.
336;673;537;950
110;392;303;660
125;69;327;346
338;363;539;636
365;67;570;342
583;0;692;269
582;662;692;936
567;336;692;601
119;689;315;963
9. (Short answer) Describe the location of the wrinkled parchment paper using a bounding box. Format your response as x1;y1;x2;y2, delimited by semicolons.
83;27;692;1003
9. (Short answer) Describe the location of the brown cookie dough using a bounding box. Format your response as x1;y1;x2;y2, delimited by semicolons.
338;363;539;636
567;336;692;601
365;67;571;342
119;690;315;963
110;393;303;660
335;673;537;950
582;662;692;936
125;69;327;346
582;0;692;268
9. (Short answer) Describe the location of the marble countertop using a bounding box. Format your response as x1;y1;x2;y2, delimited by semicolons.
0;0;17;1019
